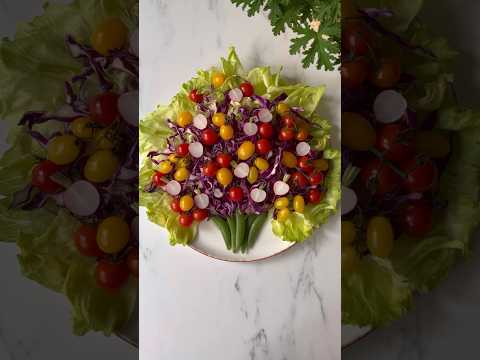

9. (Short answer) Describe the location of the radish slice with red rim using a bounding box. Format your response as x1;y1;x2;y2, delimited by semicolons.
165;180;181;196
63;180;100;216
118;91;139;127
341;186;357;215
213;188;224;198
234;162;249;178
229;88;243;102
258;109;273;123
374;90;407;124
250;188;266;203
273;181;289;196
194;193;209;209
188;142;204;158
193;114;208;129
296;142;310;156
243;122;258;136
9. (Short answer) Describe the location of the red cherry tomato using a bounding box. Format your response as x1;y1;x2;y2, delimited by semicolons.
279;127;296;141
31;160;62;193
258;123;274;138
309;171;325;185
360;158;401;195
201;128;218;146
228;187;243;202
297;156;314;174
376;124;414;162
176;143;190;157
342;22;372;56
239;82;254;97
291;172;309;187
170;198;182;213
398;200;433;237
193;208;209;222
202;161;218;177
96;260;129;290
179;213;194;227
152;171;166;187
308;189;323;204
73;224;103;257
341;60;369;88
255;139;272;155
127;248;139;278
282;114;296;128
216;153;232;168
188;89;204;103
401;157;438;193
88;92;119;126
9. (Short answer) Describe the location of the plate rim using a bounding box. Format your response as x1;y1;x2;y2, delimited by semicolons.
341;326;374;350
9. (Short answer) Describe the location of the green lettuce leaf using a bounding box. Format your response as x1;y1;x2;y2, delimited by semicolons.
272;213;313;242
342;256;412;327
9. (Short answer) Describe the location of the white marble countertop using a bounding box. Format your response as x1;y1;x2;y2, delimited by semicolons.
139;1;341;359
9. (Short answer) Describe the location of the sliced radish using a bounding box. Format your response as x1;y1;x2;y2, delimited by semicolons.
341;186;357;215
273;181;290;196
243;122;258;136
374;90;407;124
131;216;139;243
213;188;224;198
234;162;249;178
229;88;243;102
118;91;139;127
193;114;208;129
188;142;204;158
129;28;139;57
63;180;100;217
296;142;311;156
258;108;273;123
250;188;266;203
194;193;209;209
164;180;181;196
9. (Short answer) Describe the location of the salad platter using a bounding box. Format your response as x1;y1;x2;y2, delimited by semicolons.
0;0;139;339
341;0;480;347
140;48;341;262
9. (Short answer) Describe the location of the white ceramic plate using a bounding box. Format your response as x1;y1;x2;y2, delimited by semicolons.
189;215;296;262
341;325;372;348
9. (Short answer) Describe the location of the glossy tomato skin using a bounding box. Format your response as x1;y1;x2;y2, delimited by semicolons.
309;171;325;185
176;143;189;157
202;161;218;177
376;124;415;163
96;260;129;290
179;213;194;227
341;60;369;88
201;128;218;146
399;200;433;237
401;157;438;193
89;92;119;126
342;22;372;56
152;171;166;187
216;153;232;168
282;114;296;128
188;89;204;103
127;248;139;278
73;224;103;257
31;160;62;193
192;208;209;222
239;82;254;97
308;189;323;204
360;158;401;195
297;156;314;174
291;172;309;187
255;139;272;155
258;123;274;138
279;127;295;141
228;187;243;202
170;198;182;213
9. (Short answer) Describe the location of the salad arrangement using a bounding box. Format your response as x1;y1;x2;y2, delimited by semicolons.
140;48;340;253
341;0;480;326
0;0;138;335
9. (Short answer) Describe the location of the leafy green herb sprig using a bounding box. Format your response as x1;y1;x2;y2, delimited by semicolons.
231;0;340;70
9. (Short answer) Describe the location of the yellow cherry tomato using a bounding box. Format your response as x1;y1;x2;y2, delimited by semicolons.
247;166;258;184
219;124;234;140
342;112;376;151
342;245;360;272
168;154;178;163
47;135;80;165
91;18;128;55
212;72;225;88
366;216;394;258
174;167;190;182
158;160;173;174
341;221;356;246
293;195;305;213
237;141;255;160
212;112;226;127
216;168;233;187
276;102;290;115
177;111;193;127
94;128;115;150
84;150;120;183
276;208;290;222
281;151;297;168
71;117;95;139
177;158;190;168
179;195;194;212
96;216;130;253
254;158;269;172
274;197;289;209
313;158;329;171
